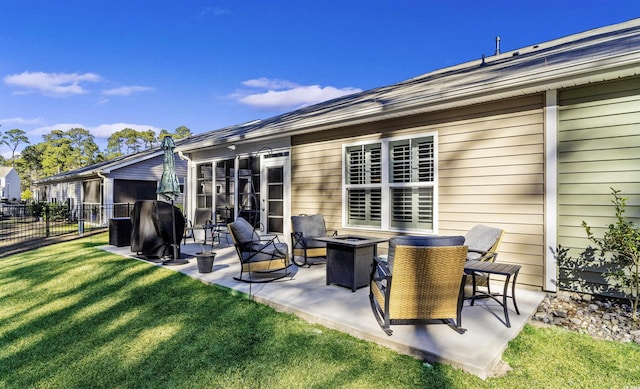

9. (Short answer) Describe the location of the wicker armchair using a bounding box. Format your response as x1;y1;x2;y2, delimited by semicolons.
370;235;468;335
228;217;292;283
290;214;337;267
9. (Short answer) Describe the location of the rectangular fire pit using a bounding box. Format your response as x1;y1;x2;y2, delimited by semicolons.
316;235;388;292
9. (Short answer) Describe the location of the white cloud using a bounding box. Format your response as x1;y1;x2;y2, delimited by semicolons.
102;85;154;96
4;71;102;97
242;78;300;90
29;122;162;140
28;123;85;137
0;117;46;127
235;78;362;109
90;123;163;139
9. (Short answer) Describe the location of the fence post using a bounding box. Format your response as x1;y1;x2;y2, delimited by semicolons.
45;204;50;237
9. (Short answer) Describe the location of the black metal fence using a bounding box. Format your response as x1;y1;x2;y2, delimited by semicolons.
0;202;135;247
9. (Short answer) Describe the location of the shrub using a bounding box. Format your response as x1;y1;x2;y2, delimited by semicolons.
48;202;71;221
28;201;46;219
557;188;639;321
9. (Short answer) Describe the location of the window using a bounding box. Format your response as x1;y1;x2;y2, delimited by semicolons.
344;133;436;232
345;143;382;227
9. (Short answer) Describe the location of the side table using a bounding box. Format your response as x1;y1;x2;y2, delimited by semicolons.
464;261;521;327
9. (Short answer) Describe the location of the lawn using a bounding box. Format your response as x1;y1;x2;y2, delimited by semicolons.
1;234;638;388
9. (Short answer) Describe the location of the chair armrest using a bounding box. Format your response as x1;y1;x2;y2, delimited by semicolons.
257;234;280;243
468;249;498;262
372;257;391;280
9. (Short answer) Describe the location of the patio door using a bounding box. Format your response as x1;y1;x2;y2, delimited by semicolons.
260;152;290;236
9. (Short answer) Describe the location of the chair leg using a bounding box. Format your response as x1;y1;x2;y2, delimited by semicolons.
369;289;393;336
446;319;467;334
233;273;289;283
453;276;467;333
292;252;305;267
234;261;293;283
292;249;314;267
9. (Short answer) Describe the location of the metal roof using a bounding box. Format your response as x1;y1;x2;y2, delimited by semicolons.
177;18;640;153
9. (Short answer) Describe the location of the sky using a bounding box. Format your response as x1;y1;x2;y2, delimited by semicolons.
1;0;639;158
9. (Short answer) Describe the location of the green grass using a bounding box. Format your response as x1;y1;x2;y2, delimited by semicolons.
1;234;639;388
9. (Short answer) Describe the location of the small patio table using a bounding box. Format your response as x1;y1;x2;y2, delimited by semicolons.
463;261;521;327
316;235;388;292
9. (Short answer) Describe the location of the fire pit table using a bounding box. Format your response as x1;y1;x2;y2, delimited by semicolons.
316;235;388;292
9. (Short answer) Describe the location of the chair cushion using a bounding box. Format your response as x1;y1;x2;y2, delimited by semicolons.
230;217;260;244
387;235;465;271
241;242;289;263
301;237;326;248
464;225;503;260
291;214;326;238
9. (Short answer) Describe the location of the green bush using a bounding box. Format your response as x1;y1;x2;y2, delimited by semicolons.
48;202;71;221
557;188;640;321
28;201;46;219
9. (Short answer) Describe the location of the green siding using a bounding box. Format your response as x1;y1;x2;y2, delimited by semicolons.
557;76;640;298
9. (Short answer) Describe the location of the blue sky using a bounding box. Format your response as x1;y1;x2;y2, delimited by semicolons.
1;0;639;157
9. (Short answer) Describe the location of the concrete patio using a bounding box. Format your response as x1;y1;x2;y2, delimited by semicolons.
101;241;545;379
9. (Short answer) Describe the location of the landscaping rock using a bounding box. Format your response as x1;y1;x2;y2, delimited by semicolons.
530;291;639;344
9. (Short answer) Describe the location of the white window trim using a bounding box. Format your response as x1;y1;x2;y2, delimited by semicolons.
342;131;438;233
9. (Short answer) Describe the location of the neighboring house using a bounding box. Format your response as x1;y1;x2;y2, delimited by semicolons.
173;19;640;296
0;167;21;201
34;146;187;225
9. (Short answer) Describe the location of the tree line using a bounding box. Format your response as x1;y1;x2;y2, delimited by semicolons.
0;126;192;200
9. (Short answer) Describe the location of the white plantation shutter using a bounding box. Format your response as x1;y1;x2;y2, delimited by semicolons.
346;144;382;227
344;134;435;231
390;141;411;183
390;187;433;229
417;138;434;182
389;136;434;230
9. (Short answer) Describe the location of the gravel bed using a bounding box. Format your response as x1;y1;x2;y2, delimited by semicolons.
530;290;640;344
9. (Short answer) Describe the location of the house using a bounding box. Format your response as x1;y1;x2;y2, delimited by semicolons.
176;18;640;295
0;167;21;201
34;146;188;225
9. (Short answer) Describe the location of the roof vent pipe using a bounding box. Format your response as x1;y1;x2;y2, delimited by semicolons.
495;36;501;55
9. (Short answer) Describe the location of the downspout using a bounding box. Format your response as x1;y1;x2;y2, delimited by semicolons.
95;170;107;206
177;151;193;219
94;170;113;224
544;90;559;292
178;151;190;162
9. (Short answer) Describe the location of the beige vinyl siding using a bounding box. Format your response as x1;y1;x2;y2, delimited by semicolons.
557;76;640;297
292;94;545;288
438;95;545;288
291;143;344;228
